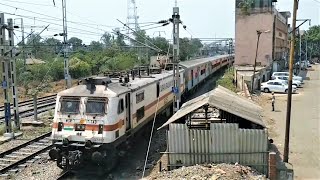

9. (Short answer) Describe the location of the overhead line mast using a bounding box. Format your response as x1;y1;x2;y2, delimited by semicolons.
171;5;181;113
62;0;71;88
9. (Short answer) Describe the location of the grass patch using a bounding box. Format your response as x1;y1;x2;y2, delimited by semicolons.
217;67;237;92
0;124;5;136
0;122;20;135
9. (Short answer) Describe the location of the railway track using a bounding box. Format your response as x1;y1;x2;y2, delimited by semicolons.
57;170;74;180
0;94;56;111
0;132;52;176
0;94;57;122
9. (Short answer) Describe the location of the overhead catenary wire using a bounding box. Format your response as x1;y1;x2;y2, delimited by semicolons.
1;0;55;7
113;31;162;52
0;11;111;35
117;19;166;52
0;3;119;30
0;2;61;21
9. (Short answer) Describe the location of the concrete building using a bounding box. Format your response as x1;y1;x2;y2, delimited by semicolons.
234;0;291;91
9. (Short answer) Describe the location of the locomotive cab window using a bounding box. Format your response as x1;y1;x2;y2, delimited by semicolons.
86;98;107;115
118;98;124;114
60;97;80;114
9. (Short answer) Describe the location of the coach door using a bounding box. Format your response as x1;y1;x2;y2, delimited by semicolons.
191;69;194;87
125;93;131;131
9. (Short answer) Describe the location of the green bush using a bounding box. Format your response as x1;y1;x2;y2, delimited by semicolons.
69;57;91;78
217;68;237;92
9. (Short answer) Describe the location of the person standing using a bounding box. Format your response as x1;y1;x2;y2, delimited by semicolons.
272;92;275;111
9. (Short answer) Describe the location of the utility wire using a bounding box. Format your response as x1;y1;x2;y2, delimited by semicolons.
117;19;165;52
0;2;118;30
0;11;111;35
0;2;61;20
113;31;162;52
1;0;55;7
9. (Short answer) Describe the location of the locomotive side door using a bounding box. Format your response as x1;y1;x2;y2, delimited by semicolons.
125;93;131;131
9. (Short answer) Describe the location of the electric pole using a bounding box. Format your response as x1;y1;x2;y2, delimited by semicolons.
0;13;12;136
171;6;181;113
62;0;71;88
299;30;302;72
7;19;20;130
20;19;26;69
305;39;308;63
284;0;298;163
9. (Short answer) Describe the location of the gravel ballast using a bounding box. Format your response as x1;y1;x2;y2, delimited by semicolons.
145;163;267;180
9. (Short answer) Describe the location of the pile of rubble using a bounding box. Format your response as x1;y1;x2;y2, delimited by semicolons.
146;163;267;180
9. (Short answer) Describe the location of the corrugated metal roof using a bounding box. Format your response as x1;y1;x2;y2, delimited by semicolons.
158;85;265;130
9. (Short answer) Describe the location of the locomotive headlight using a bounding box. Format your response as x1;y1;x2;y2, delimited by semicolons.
75;124;86;131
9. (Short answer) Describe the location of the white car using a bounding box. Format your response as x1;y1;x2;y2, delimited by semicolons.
274;76;302;87
271;72;303;83
261;80;297;93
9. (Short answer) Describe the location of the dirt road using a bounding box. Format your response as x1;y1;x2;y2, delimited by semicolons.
255;65;320;180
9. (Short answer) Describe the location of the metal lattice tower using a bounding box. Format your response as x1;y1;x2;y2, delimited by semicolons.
126;0;139;42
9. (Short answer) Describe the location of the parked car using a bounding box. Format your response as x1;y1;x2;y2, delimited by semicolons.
261;80;297;93
307;60;312;67
274;76;302;87
271;72;303;83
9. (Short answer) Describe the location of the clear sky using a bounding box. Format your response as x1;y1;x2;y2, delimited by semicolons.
0;0;319;44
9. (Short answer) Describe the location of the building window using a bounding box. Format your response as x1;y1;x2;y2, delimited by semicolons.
136;106;145;121
118;99;124;114
136;91;144;104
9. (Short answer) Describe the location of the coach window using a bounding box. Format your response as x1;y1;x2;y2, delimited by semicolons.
60;97;80;114
86;98;106;115
136;106;145;121
136;91;144;104
118;99;124;114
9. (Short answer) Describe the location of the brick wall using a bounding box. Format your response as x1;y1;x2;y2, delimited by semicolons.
269;152;277;180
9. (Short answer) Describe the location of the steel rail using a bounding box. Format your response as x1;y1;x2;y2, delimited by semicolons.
0;132;52;174
0;94;57;111
0;102;56;121
57;170;74;180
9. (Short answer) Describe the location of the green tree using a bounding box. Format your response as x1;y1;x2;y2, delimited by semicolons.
101;32;112;47
42;37;62;59
151;37;170;55
26;34;43;59
68;37;83;51
90;41;103;51
304;25;320;58
114;33;126;48
69;57;91;78
237;0;254;15
179;38;203;61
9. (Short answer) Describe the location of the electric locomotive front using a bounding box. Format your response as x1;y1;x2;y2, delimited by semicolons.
49;77;126;169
